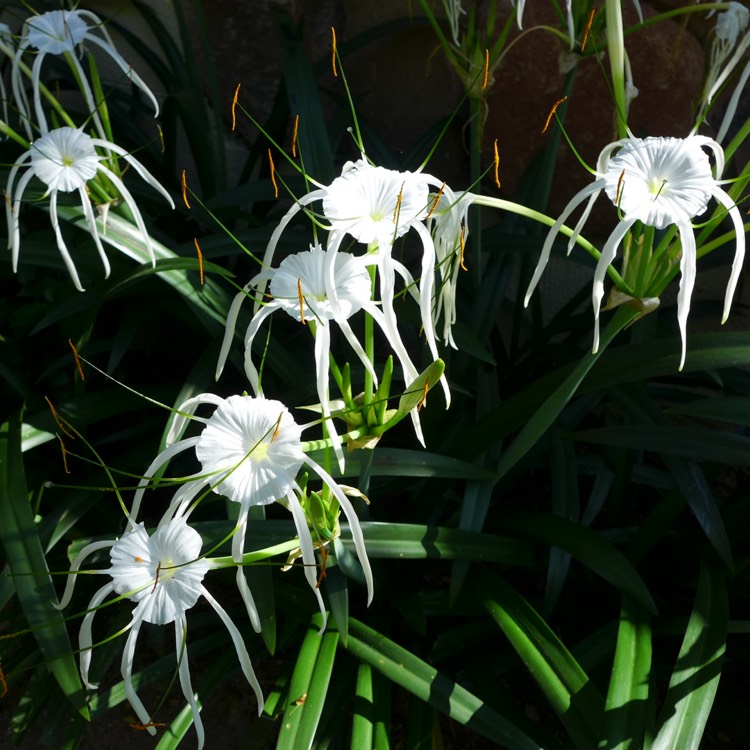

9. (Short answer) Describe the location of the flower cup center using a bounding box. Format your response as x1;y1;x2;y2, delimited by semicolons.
157;558;177;585
247;439;269;461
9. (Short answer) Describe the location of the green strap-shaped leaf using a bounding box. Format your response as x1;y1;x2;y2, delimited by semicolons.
600;594;652;750
499;511;656;613
340;521;534;566
277;614;339;750
0;414;89;718
343;617;545;750
478;576;604;750
351;663;374;750
647;564;728;750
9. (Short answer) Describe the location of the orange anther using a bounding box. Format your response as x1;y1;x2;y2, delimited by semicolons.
417;380;429;412
268;149;278;198
331;28;338;77
459;222;467;271
426;182;446;219
193;238;204;285
482;48;489;90
231;83;241;132
292;114;300;158
493;139;501;189
542;96;568;134
393;183;404;224
68;338;85;381
271;413;283;443
581;8;596;52
181;169;190;209
297;277;305;325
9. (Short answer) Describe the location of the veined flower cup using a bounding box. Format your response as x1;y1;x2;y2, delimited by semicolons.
6;126;174;291
56;517;263;750
524;134;745;368
12;9;159;139
129;393;373;631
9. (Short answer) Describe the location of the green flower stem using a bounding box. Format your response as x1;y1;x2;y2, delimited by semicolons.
209;539;301;569
470;194;632;291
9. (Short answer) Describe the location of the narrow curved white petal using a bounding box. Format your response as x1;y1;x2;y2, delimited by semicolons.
711;187;746;323
304;455;374;605
201;585;265;712
79;582;115;689
231;510;262;633
525;181;604;306
168;393;226;446
675;220;697;370
55;539;117;610
121;608;156;735
129;436;201;525
174;616;205;750
591;219;636;353
287;489;327;632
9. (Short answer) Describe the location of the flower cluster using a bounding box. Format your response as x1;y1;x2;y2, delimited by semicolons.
2;9;173;290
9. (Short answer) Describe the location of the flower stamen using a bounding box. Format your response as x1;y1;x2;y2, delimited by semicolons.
459;222;467;271
331;27;338;77
542;96;568;134
231;83;241;132
393;183;404;224
417;379;429;411
151;562;161;594
426;182;446;219
581;8;596;52
482;48;489;90
297;277;305;325
615;169;626;207
292;114;300;158
181;169;190;209
193;238;204;285
493;139;501;188
68;338;85;381
268;149;278;198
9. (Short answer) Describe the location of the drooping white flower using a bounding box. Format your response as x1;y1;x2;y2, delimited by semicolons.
524;135;745;368
698;2;750;131
6;126;174;290
217;244;424;467
11;10;159;139
56;518;263;750
129;394;373;631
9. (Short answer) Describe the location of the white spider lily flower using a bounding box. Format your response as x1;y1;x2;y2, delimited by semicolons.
698;2;750;130
524;135;745;369
55;518;263;750
11;9;159;139
257;158;451;411
217;244;423;469
129;394;373;632
6;126;174;291
426;189;473;350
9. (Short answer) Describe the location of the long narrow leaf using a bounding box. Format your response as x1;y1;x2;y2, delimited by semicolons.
648;564;728;750
343;617;545;750
0;414;89;718
600;594;652;750
478;577;604;750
